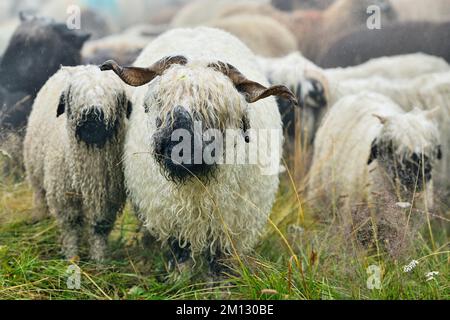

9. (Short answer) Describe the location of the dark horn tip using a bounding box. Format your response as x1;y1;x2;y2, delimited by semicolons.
99;60;117;71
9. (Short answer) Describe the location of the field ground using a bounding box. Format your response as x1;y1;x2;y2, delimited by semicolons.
0;159;449;300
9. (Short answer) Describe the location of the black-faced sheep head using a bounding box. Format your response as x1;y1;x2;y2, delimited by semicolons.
101;57;297;183
367;108;442;194
56;66;132;149
0;13;91;95
276;72;327;141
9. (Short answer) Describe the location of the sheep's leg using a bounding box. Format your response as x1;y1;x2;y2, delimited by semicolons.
55;210;83;260
31;188;49;221
168;238;191;268
88;215;116;262
166;238;193;281
206;251;228;277
131;204;156;249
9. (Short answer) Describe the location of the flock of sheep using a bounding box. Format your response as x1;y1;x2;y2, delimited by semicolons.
0;0;449;278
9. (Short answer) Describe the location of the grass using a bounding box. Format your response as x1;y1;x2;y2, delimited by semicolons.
0;158;449;300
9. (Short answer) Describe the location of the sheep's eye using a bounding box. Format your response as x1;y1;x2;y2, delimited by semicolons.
437;146;442;160
241;115;251;143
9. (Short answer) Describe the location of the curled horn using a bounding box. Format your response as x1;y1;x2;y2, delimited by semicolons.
209;61;299;107
100;56;188;87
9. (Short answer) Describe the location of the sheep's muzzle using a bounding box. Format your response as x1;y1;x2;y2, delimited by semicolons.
152;106;217;183
75;108;117;148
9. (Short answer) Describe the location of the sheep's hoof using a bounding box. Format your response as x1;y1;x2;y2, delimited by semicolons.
167;238;191;270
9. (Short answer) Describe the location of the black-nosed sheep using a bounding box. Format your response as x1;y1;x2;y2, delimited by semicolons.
101;27;298;277
308;92;441;256
259;52;449;144
23;66;131;261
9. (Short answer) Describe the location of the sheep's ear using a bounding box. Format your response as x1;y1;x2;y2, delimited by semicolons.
19;11;35;22
209;61;299;107
57;94;65;118
100;56;188;87
368;139;378;165
373;114;388;124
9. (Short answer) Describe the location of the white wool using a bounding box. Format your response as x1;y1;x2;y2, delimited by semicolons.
257;53;449;147
308;92;440;213
325;53;450;82
23;65;129;260
171;0;269;28
208;14;297;57
125;27;282;256
330;72;450;188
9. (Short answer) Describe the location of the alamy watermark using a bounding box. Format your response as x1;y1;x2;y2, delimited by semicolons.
66;264;81;290
168;122;282;176
66;5;81;30
367;5;382;30
366;265;382;290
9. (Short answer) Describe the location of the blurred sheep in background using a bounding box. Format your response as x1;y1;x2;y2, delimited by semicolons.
0;14;90;178
320;20;450;68
391;0;450;23
308;92;442;256
208;14;297;57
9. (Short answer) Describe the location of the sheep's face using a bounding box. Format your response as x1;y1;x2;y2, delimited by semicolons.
368;109;441;194
100;57;298;184
148;65;248;183
277;77;327;140
56;67;131;149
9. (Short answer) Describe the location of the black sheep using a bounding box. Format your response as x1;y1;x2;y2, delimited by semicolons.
0;14;90;96
0;13;90;178
319;21;450;68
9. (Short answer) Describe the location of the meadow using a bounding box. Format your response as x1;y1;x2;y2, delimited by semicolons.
0;156;448;300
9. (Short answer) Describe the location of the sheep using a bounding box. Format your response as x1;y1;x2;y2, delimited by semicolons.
207;14;297;57
82;25;162;66
324;53;450;83
0;14;90;178
0;14;89;98
319;21;450;68
271;0;334;11
214;0;398;62
111;0;189;30
391;0;450;23
327;72;450;192
257;52;448;143
23;65;131;261
39;0;115;39
100;27;298;277
0;19;19;57
308;92;442;256
171;0;270;28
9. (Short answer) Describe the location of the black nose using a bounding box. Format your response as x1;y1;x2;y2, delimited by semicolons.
153;106;216;183
75;108;117;148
